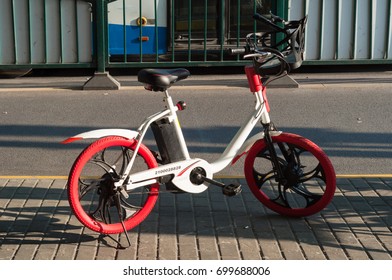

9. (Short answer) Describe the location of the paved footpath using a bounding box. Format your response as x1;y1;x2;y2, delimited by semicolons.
0;176;391;260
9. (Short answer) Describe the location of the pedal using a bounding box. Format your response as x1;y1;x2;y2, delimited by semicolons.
222;184;242;197
191;170;242;197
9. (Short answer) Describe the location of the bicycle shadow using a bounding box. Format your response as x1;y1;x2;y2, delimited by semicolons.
1;124;392;155
0;178;391;260
1;123;392;259
0;123;391;154
0;182;95;251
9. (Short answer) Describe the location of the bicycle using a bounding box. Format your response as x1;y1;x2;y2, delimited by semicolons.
62;13;336;248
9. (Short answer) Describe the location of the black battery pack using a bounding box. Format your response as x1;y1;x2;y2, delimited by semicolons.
151;117;187;164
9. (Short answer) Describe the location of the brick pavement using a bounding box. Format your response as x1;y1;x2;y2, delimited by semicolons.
0;176;391;260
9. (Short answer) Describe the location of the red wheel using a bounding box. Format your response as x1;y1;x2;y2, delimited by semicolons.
67;136;159;234
244;133;336;217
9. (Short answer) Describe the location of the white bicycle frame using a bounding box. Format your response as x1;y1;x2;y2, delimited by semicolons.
63;66;281;194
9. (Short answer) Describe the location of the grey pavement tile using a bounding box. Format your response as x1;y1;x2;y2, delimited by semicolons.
0;177;391;260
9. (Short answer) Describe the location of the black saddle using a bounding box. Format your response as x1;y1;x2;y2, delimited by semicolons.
137;68;191;92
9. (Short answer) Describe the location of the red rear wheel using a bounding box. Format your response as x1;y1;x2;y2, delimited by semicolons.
67;136;159;234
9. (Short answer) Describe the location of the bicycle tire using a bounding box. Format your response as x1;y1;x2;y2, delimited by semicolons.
244;133;335;217
67;136;159;234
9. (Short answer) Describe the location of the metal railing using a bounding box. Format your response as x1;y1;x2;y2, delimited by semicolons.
0;0;278;72
289;0;392;65
1;0;391;74
0;0;94;69
106;0;275;68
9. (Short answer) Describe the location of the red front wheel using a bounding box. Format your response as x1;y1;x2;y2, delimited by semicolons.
244;133;336;217
67;136;159;234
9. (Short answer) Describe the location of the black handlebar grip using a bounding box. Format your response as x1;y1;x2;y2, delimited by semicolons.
270;13;284;23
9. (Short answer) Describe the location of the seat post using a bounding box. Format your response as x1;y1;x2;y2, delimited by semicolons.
163;90;191;160
164;90;175;111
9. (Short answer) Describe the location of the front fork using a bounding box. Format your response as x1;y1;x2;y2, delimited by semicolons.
262;122;290;185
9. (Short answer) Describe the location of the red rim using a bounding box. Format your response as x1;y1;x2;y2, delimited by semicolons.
68;136;159;234
244;133;336;217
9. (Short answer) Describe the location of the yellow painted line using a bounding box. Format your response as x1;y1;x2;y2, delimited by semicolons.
336;174;392;179
215;175;245;179
1;174;392;180
216;174;392;179
0;176;68;180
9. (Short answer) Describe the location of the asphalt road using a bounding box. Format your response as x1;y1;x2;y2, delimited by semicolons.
0;72;391;177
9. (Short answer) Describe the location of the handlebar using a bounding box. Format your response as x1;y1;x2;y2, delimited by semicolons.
270;13;285;23
228;46;252;55
228;12;307;77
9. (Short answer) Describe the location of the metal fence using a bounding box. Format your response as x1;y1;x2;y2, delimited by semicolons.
0;0;93;69
106;0;275;68
0;0;281;72
289;0;392;64
1;0;391;74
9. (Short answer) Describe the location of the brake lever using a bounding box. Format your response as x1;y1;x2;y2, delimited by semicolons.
243;52;271;60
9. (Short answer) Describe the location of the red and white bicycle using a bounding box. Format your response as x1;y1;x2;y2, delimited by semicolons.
62;13;335;247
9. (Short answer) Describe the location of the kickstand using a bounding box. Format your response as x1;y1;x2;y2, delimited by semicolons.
114;192;132;249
